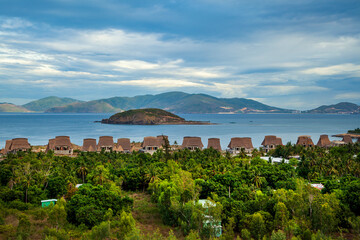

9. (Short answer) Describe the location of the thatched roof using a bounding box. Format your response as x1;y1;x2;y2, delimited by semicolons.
207;138;221;151
82;138;97;152
46;139;55;151
55;136;72;146
117;138;131;151
98;136;114;147
316;135;331;147
142;136;161;147
342;134;353;144
296;135;314;146
4;138;31;153
182;136;204;149
228;137;253;149
113;144;124;152
261;135;282;146
157;135;168;146
4;140;12;153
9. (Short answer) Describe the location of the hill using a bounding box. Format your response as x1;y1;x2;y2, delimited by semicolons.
304;102;360;114
47;92;293;114
23;96;81;112
0;103;31;112
101;108;211;125
46;101;121;113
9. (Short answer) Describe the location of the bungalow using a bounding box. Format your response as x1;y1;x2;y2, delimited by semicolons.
97;136;114;152
207;138;221;151
316;135;332;148
47;136;73;155
342;134;353;144
82;138;97;152
261;135;282;153
182;136;203;151
157;135;169;147
296;135;314;147
41;199;57;207
227;137;254;154
4;138;31;154
141;136;161;154
117;138;131;153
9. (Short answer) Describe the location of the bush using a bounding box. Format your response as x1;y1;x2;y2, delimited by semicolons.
43;228;69;240
241;228;251;240
271;230;286;240
84;221;111;240
8;199;30;211
16;213;31;240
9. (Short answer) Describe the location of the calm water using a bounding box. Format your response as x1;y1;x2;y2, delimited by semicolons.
0;113;359;149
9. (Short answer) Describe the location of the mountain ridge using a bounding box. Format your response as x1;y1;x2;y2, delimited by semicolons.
303;102;360;114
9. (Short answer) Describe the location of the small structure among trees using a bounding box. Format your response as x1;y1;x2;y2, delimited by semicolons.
342;134;353;144
207;138;222;151
97;136;114;152
261;135;282;153
227;137;254;154
316;135;332;148
296;135;314;147
82;138;97;152
117;138;131;153
141;136;162;154
4;138;31;154
181;136;204;150
46;136;73;155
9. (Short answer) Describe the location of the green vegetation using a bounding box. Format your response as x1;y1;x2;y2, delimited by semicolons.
23;96;80;112
348;128;360;134
46;100;121;113
0;103;30;112
304;102;360;114
0;143;359;239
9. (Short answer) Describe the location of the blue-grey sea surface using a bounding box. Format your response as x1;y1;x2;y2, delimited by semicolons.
0;113;359;149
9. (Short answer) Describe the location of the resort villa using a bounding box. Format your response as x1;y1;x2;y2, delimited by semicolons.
117;138;131;153
46;136;73;155
296;135;314;148
141;136;162;154
261;135;283;153
316;135;332;148
82;138;97;152
181;136;204;150
97;136;115;152
227;137;254;154
4;138;31;154
207;138;222;151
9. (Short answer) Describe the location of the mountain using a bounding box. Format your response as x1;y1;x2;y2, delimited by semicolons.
23;96;81;112
101;108;211;125
0;103;31;112
52;92;292;114
45;101;122;113
304;102;360;114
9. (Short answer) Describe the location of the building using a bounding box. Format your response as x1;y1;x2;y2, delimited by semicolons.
82;138;97;152
296;135;314;147
117;138;131;153
342;134;353;144
97;136;114;152
181;136;203;150
4;138;31;154
47;136;73;155
141;136;162;154
227;137;254;154
41;199;57;207
157;135;169;147
207;138;221;151
316;135;332;148
261;135;282;153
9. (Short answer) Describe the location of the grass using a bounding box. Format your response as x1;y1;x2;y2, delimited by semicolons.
129;192;184;239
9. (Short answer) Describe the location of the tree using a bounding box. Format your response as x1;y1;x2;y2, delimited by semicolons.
250;212;266;240
274;202;289;230
16;213;31;240
49;197;67;229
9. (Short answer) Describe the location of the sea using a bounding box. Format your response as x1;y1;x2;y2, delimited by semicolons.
0;113;359;149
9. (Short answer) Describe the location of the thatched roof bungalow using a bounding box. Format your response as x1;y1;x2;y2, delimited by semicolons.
207;138;221;151
296;135;314;147
97;136;114;152
316;135;332;148
227;137;254;154
4;138;31;154
157;135;169;147
342;134;353;144
261;135;282;153
117;138;131;153
182;136;203;151
141;136;162;154
82;138;97;152
47;136;73;155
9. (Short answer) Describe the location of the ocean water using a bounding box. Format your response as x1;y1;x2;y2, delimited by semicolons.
0;113;359;149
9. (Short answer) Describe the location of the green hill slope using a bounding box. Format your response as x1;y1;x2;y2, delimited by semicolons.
45;101;121;113
304;102;360;114
0;103;31;112
23;96;81;112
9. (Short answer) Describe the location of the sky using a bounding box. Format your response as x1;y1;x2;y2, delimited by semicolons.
0;0;359;110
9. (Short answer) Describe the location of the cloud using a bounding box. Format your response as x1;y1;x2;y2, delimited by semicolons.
0;17;33;29
93;79;206;88
302;63;360;76
335;92;360;100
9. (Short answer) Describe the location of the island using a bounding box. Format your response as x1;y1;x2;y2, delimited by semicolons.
100;108;213;125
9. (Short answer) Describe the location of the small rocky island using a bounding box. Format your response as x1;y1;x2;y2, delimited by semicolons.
101;108;212;125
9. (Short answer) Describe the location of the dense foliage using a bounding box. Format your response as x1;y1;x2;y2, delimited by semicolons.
0;143;359;239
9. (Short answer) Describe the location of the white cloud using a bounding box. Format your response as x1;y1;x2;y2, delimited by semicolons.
302;63;360;76
0;17;33;29
335;92;360;100
93;78;206;88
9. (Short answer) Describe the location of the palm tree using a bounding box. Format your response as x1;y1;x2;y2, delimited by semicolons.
77;165;88;183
